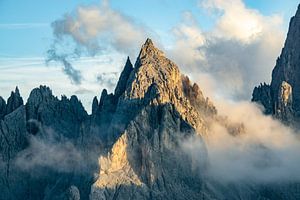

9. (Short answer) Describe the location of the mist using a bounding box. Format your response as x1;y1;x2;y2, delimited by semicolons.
182;97;300;183
14;128;86;174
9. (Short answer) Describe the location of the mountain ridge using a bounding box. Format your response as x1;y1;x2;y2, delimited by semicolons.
1;23;300;199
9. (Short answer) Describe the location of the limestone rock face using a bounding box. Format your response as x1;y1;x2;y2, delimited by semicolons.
124;39;207;132
26;85;88;138
252;5;300;125
275;81;294;122
0;86;92;200
90;103;206;200
0;106;28;200
6;87;23;115
0;96;6;119
3;30;300;199
89;39;245;200
252;83;273;114
114;57;134;98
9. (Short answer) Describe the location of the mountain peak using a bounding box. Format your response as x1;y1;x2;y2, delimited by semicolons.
114;56;133;97
6;86;23;114
119;39;207;129
136;38;164;64
145;38;153;46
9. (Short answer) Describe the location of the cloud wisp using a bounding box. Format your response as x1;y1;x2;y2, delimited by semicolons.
0;23;48;29
15;128;85;174
47;0;150;84
46;48;82;85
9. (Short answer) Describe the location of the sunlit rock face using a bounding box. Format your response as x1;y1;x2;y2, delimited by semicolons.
3;6;300;197
252;5;300;126
89;39;212;199
0;38;219;200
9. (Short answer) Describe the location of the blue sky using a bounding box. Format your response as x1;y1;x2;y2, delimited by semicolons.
0;0;299;112
0;0;298;57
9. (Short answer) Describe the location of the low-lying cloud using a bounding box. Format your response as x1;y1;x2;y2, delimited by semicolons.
15;128;85;173
182;100;300;183
176;0;300;183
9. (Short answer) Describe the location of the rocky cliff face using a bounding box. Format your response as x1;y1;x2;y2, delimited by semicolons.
252;5;300;126
89;39;212;199
0;38;219;200
1;35;300;200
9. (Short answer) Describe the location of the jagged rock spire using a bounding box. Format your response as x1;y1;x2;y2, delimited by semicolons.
0;96;6;119
121;39;207;129
114;56;133;97
92;96;99;115
135;38;164;68
6;86;23;114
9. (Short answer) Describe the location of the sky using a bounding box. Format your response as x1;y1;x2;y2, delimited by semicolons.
0;0;299;112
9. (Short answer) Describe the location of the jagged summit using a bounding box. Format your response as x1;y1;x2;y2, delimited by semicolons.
0;32;295;199
135;38;165;67
114;56;133;98
6;86;23;115
115;38;216;130
296;4;300;16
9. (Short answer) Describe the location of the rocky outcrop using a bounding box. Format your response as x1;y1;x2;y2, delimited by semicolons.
114;57;133;98
252;5;300;126
90;102;207;200
275;81;294;122
3;28;300;199
0;96;6;119
6;87;23;115
123;39;208;132
0;105;28;200
0;86;93;200
252;83;273;114
89;39;248;200
26;85;88;138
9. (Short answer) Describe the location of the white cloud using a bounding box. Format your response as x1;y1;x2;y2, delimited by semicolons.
169;0;285;100
182;100;300;183
47;0;151;85
51;0;149;56
201;0;283;43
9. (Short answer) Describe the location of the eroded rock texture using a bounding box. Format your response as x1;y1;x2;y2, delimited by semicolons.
2;24;300;199
252;5;300;126
89;39;214;199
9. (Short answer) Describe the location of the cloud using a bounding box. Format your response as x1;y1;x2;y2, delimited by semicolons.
51;0;148;56
47;0;150;85
170;12;206;72
74;88;94;95
181;100;300;183
169;0;285;100
96;72;119;91
15;128;85;173
47;49;83;85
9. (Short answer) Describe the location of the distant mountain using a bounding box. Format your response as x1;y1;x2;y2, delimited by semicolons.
2;7;300;197
252;5;300;127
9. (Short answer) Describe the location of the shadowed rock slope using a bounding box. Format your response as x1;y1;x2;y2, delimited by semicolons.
253;5;300;126
1;37;299;200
